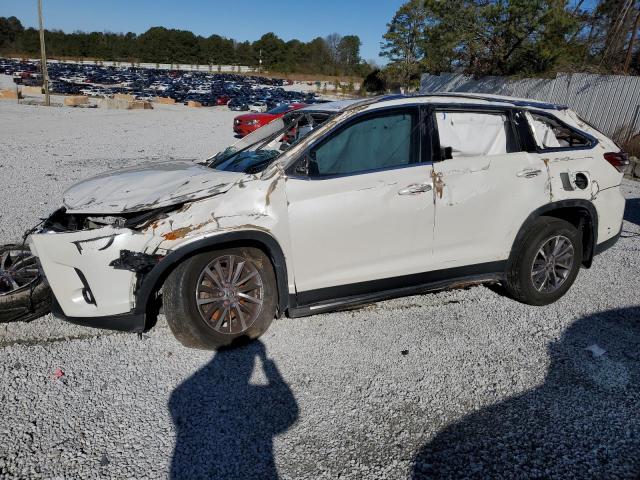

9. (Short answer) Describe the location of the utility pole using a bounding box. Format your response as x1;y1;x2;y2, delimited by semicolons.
259;49;262;74
37;0;50;106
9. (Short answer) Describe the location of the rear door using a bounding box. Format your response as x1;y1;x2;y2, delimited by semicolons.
285;106;436;302
429;106;550;270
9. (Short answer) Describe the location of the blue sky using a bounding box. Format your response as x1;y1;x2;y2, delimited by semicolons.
1;0;405;64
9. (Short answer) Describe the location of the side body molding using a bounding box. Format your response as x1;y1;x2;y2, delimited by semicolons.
508;199;599;269
134;230;289;324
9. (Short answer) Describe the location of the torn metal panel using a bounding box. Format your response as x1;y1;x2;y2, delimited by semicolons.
63;160;241;214
109;250;163;273
431;170;445;199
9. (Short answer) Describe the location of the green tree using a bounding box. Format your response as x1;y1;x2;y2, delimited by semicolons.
362;68;387;93
385;0;587;77
253;32;287;70
381;0;426;89
0;16;24;51
0;15;374;78
337;35;362;74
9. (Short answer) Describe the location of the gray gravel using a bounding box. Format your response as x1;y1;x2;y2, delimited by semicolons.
1;92;639;479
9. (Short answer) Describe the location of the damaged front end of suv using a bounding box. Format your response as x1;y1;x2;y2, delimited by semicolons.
27;107;335;333
28;161;244;332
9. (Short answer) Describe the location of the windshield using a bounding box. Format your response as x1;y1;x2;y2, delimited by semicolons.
208;110;331;173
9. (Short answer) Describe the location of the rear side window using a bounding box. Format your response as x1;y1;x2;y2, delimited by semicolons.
311;110;418;176
435;110;519;158
528;112;589;149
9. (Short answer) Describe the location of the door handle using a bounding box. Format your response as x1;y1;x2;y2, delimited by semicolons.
398;183;433;195
517;168;542;178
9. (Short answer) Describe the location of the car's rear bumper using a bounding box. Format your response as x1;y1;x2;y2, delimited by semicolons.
594;226;621;255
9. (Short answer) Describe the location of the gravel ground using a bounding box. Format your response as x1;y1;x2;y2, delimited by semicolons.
0;92;639;480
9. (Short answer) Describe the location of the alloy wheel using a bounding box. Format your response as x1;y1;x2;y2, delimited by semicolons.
0;247;40;296
195;254;264;334
530;235;575;293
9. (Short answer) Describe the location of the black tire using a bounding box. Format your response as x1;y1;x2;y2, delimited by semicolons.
0;244;52;323
504;217;583;306
163;246;277;350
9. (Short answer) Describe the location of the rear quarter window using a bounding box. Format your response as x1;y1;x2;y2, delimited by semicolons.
528;112;590;149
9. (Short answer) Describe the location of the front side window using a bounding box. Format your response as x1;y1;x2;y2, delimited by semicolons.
528;112;589;149
435;110;518;158
310;110;418;176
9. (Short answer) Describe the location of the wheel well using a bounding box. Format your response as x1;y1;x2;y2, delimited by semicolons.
136;235;288;331
540;207;594;266
510;201;598;271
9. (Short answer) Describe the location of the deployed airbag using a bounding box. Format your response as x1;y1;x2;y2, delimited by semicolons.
436;111;514;158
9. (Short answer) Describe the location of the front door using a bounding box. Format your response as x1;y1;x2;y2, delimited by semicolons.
285;107;435;304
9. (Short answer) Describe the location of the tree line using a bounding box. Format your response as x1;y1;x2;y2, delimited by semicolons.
0;16;368;77
377;0;640;91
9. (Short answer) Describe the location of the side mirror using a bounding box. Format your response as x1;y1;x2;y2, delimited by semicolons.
440;146;453;160
294;156;310;176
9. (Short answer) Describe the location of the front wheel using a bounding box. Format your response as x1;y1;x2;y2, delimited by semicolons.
0;244;51;323
163;247;277;350
504;217;583;306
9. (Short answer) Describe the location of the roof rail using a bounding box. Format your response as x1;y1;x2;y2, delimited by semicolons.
376;92;568;111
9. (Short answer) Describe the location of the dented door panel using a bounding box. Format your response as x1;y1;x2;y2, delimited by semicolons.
286;165;435;293
431;152;550;269
524;109;625;245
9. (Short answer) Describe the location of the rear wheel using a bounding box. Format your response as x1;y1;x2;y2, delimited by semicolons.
163;247;277;350
504;217;583;306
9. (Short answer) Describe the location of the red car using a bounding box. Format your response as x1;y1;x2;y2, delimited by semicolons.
216;95;230;106
233;103;306;137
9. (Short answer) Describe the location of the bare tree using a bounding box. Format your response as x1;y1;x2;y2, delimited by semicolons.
324;33;342;63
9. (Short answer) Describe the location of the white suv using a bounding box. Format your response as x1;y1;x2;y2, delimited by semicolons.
28;94;628;349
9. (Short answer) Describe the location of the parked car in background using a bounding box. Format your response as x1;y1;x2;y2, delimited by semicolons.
27;94;627;350
228;97;250;111
216;95;231;106
0;58;315;108
249;101;268;112
233;102;307;137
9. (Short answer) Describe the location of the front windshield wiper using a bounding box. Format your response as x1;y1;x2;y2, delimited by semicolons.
207;122;288;168
245;156;278;174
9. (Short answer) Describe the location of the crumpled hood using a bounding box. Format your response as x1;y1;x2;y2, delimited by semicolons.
63;160;243;214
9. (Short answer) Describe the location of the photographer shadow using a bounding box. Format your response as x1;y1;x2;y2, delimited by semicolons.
169;341;298;479
624;197;640;227
412;306;640;479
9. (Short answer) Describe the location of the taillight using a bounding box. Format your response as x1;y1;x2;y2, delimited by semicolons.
604;152;629;172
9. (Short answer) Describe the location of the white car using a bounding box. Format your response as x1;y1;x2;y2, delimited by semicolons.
249;101;268;113
28;94;628;349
